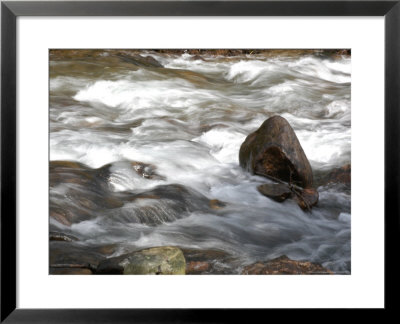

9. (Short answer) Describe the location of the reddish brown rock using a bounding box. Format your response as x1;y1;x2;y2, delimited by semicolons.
186;261;210;274
242;255;332;275
326;164;351;185
257;183;292;202
239;116;313;189
50;208;72;226
181;248;236;275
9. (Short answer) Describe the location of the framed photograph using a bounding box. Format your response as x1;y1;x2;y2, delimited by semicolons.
1;0;398;321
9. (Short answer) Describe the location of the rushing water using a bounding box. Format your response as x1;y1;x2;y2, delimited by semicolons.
49;50;351;274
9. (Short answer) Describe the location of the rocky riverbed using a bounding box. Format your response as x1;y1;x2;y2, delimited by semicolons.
50;49;351;274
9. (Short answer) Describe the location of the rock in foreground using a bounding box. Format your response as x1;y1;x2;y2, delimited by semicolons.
96;246;186;275
242;255;332;275
239;115;313;188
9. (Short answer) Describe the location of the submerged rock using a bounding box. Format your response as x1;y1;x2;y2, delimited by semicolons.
317;164;351;187
49;231;79;242
96;246;186;275
239;116;313;188
190;54;206;61
209;199;227;210
114;184;214;225
49;208;74;226
182;248;236;275
242;255;332;275
186;261;210;274
257;183;292;202
49;160;165;226
115;54;163;68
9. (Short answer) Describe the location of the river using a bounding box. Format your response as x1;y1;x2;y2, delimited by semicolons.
49;50;351;274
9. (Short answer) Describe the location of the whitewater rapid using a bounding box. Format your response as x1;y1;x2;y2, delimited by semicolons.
50;51;351;274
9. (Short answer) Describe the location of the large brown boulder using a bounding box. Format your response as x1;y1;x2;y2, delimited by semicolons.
239;116;313;188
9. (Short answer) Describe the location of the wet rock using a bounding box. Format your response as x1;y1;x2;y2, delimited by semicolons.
242;255;332;275
49;208;73;226
130;161;165;180
49;231;79;242
50;160;220;226
191;54;206;61
115;54;163;68
257;183;292;202
50;241;108;273
96;246;186;275
181;248;236;275
209;199;226;210
95;244;118;256
49;191;121;225
239;116;313;188
50;267;93;275
49;160;98;189
186;261;210;274
182;249;230;262
49;242;122;275
326;164;351;185
115;184;214;225
162;68;212;87
49;160;164;226
293;188;319;210
50;160;164;190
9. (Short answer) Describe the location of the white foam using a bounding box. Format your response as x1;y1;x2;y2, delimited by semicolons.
326;100;350;118
288;56;351;83
225;60;275;83
193;128;246;164
296;127;351;167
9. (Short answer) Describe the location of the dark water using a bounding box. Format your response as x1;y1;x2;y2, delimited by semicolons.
50;50;351;274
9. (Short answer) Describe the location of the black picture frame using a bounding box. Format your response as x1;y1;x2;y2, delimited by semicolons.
1;0;399;322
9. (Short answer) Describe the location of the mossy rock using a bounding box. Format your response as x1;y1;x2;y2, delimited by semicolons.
122;247;186;275
97;246;186;275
